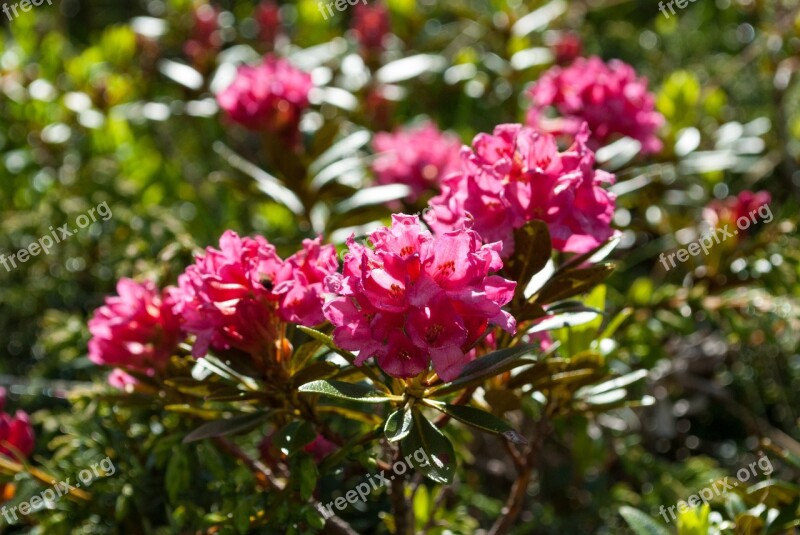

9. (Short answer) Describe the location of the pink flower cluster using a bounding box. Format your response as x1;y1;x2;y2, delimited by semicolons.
88;279;182;377
351;3;391;53
88;233;338;375
184;4;222;67
704;190;772;229
526;56;664;154
217;56;312;135
173;231;338;358
0;389;35;460
372;122;462;201
426;123;616;255
324;215;516;381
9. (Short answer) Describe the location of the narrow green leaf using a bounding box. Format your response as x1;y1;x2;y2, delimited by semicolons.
182;412;270;444
273;421;316;455
298;380;393;403
385;407;413;442
296;326;358;363
503;220;552;300
619;506;671;535
535;263;614;305
401;409;456;484
430;345;535;397
428;402;527;445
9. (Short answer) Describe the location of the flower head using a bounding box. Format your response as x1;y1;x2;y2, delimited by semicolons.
88;279;181;375
0;409;34;459
184;4;222;67
526;56;664;154
324;215;516;381
426;123;616;255
372;122;462;201
255;1;282;45
173;231;337;359
351;3;390;53
217;56;312;136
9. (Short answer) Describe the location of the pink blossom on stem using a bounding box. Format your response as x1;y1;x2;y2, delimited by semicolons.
323;214;516;381
426;123;616;255
0;410;34;459
526;56;664;154
372;122;462;201
173;231;338;359
88;279;181;375
217;56;312;136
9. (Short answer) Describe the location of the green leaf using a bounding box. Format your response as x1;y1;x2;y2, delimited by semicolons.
535;263;614;305
298;380;393;403
677;503;710;535
296;326;358;364
291;361;339;388
295;454;319;501
502;220;552;300
430;344;535;396
577;370;649;398
182;412;270;444
385;407;413;442
165;450;190;503
558;235;621;273
234;498;251;534
427;403;527;445
273;421;316;454
401;409;456;484
619;506;671;535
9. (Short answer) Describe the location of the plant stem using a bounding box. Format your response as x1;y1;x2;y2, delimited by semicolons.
487;417;551;535
390;448;413;535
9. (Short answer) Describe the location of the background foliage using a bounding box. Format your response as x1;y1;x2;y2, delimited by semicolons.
1;0;799;533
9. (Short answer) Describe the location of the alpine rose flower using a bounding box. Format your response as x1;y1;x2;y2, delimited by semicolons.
88;279;181;375
173;231;337;358
372;122;462;201
184;4;222;67
704;190;772;232
351;3;390;53
274;237;340;326
426;123;616;255
323;214;516;381
255;0;282;46
0;404;34;459
526;56;664;154
217;56;312;135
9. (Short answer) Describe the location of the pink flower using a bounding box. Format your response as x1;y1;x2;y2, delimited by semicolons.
526;56;664;154
351;3;390;53
255;1;282;45
88;279;181;375
372;122;462;201
173;231;338;358
0;410;34;459
426;123;616;255
551;32;582;65
217;56;312;137
323;214;516;381
703;190;771;239
184;4;222;67
108;369;138;390
303;435;337;462
274;237;340;326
